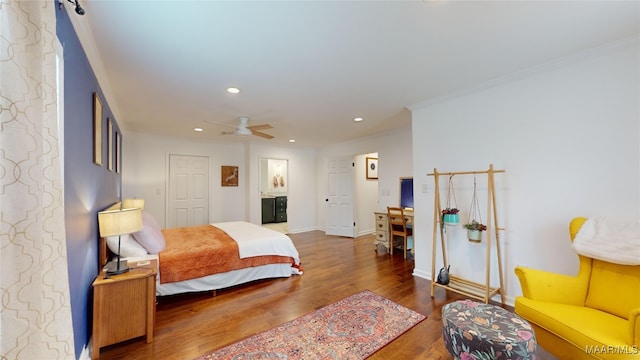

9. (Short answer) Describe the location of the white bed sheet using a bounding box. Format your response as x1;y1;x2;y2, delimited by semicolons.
212;221;300;264
125;255;295;297
123;221;300;296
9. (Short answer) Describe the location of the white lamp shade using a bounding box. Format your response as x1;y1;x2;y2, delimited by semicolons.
98;207;143;237
122;198;145;210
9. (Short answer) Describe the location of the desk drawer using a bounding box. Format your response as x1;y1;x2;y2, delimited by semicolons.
375;230;387;242
375;213;387;222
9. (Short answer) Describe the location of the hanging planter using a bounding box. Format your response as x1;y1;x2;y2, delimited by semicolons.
442;175;459;225
464;222;486;243
442;209;460;225
466;229;482;242
464;176;487;242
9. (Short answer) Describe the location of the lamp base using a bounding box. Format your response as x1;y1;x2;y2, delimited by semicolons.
105;259;129;275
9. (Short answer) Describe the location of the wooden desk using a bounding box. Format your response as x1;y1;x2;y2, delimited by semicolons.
92;259;157;359
373;209;414;254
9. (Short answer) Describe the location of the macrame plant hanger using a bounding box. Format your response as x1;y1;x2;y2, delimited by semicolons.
446;175;457;211
466;175;484;243
442;175;459;229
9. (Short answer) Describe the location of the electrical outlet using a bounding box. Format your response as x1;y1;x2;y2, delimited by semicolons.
422;184;429;193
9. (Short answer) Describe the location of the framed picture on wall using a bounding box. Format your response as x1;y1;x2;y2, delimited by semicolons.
107;118;113;171
366;157;378;180
93;92;103;166
116;131;121;173
221;166;239;186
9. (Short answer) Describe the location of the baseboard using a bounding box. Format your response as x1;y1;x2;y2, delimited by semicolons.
287;226;320;234
357;229;375;237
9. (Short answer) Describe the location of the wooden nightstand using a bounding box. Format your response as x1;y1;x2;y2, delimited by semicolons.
92;259;157;359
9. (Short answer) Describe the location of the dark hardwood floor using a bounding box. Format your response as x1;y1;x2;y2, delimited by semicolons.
96;231;469;360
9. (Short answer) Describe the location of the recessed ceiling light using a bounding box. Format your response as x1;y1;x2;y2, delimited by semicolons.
194;127;203;132
289;139;296;143
354;117;363;122
227;87;240;94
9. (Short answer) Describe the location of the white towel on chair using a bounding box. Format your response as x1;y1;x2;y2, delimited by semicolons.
572;216;640;265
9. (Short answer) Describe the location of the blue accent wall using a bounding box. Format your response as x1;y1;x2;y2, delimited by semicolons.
56;5;122;358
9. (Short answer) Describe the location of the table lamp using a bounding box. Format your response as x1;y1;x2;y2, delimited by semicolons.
123;198;144;210
98;207;143;275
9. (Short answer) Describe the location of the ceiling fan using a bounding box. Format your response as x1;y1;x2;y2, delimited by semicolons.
217;116;274;139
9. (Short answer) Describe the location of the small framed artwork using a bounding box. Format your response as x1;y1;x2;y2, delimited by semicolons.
115;131;121;173
221;166;239;186
366;157;378;180
93;92;103;165
107;118;113;171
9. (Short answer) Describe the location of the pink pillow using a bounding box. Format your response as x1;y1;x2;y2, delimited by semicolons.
132;211;166;254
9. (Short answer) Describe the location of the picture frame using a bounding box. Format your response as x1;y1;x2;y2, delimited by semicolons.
115;131;121;173
93;92;103;166
221;165;239;186
366;157;378;180
107;118;113;171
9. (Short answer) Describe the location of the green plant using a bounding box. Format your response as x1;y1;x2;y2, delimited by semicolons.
441;208;459;215
464;220;487;231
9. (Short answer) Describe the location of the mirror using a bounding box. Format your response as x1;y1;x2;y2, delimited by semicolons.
260;158;288;233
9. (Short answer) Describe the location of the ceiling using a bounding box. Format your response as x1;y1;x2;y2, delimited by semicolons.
69;1;639;148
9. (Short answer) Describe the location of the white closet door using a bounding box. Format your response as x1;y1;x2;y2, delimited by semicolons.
325;157;355;237
168;154;209;228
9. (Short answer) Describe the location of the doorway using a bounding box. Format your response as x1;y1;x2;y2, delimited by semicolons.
167;154;210;228
260;158;288;234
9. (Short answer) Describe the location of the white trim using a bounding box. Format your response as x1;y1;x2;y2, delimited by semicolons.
78;340;92;360
61;0;123;131
408;34;640;111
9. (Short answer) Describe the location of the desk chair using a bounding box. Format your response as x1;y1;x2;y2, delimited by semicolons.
387;207;412;259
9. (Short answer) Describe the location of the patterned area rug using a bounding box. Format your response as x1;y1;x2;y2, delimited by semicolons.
194;290;426;360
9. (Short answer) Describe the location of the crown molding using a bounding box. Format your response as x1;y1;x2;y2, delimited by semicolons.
408;34;640;112
60;0;125;132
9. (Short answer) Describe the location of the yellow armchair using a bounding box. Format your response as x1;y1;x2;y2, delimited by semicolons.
514;217;640;360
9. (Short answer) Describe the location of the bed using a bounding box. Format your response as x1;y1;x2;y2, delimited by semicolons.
99;210;302;297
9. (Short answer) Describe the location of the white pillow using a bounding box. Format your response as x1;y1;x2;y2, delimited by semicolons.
106;233;148;257
132;211;166;254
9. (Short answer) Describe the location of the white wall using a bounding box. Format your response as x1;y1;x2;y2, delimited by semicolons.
354;152;379;236
122;133;319;234
316;126;413;233
122;132;248;227
248;142;318;234
410;38;639;305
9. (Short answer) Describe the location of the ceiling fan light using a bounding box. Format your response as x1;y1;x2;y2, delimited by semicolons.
235;127;252;136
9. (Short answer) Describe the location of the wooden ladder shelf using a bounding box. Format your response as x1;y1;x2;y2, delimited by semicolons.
428;164;506;304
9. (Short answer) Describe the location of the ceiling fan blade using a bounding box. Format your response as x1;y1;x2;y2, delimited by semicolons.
247;124;272;131
252;131;274;139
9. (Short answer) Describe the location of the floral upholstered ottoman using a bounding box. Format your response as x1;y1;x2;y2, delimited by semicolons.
442;299;536;360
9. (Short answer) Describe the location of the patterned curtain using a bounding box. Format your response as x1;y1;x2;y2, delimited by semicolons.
1;1;76;359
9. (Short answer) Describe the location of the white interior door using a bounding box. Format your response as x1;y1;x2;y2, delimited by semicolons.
325;157;355;237
168;154;209;228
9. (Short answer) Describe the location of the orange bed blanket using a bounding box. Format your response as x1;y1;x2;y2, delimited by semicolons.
158;225;294;284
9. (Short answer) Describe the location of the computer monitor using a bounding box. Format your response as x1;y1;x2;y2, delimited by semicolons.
400;177;413;209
